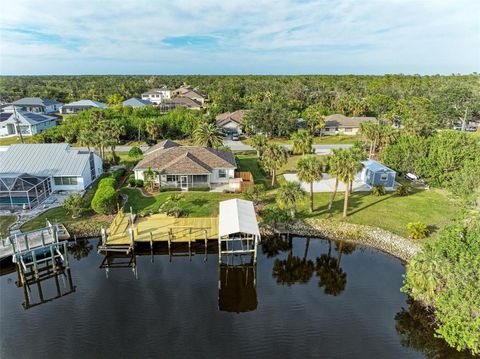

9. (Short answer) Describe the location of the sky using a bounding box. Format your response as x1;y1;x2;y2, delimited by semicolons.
0;0;479;75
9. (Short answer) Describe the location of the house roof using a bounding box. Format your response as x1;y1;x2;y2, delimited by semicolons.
165;96;202;108
144;139;181;155
62;100;107;108
362;159;396;173
136;144;236;174
218;199;260;237
0;144;95;177
12;97;62;107
181;90;206;101
122;98;153;107
0;110;57;126
216;110;246;127
142;87;171;95
324;114;376;128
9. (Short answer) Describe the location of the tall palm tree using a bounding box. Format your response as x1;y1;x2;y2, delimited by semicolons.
297;155;324;213
276;181;305;219
327;149;347;211
145;118;159;141
250;134;268;159
338;150;363;218
193;122;223;148
262;143;288;186
291;130;313;155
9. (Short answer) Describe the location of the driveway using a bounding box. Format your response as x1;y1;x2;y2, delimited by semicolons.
283;173;371;192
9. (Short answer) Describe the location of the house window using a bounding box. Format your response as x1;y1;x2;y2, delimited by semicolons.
324;128;330;132
345;128;353;133
218;169;227;179
380;173;388;181
166;175;177;182
54;176;78;186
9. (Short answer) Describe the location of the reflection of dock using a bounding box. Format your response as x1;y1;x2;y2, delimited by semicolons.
218;263;257;313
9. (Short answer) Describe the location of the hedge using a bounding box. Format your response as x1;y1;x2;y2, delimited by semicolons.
98;177;118;189
91;185;119;214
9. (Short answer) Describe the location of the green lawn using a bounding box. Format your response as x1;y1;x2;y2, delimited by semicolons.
0;215;16;237
292;189;456;238
121;188;240;217
0;137;35;146
236;154;269;187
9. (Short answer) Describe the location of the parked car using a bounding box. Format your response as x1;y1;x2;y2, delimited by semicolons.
232;133;240;141
405;173;419;182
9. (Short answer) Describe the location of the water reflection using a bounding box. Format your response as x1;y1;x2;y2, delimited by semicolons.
218;263;257;313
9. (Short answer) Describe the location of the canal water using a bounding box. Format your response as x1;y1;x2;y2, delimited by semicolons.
0;237;467;358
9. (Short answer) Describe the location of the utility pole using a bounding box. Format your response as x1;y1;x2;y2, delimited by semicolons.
13;106;24;144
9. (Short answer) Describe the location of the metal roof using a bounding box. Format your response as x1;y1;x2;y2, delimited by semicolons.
0;144;93;177
122;98;153;107
61;100;107;108
0;110;57;125
218;199;260;237
12;97;62;106
362;159;396;173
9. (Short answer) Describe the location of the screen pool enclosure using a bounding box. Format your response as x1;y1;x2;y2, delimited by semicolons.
0;173;52;209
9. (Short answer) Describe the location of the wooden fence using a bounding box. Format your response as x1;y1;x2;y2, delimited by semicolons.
234;171;254;192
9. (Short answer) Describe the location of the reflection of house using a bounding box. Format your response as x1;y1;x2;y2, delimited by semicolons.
60;100;107;114
0;108;58;137
218;264;257;313
216;110;246;134
122;98;153;108
134;140;236;190
12;97;62;114
0;144;103;209
323;114;376;136
358;159;396;189
141;86;172;104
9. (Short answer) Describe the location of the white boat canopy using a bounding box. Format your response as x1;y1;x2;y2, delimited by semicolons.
218;199;260;237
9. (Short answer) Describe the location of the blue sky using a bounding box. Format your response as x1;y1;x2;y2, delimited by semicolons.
0;0;479;75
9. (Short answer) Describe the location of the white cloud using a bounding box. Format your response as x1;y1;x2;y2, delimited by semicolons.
0;0;478;74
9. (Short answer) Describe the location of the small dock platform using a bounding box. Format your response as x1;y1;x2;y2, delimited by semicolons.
99;208;219;254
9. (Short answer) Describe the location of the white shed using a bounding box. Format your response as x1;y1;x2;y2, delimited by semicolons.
218;199;260;263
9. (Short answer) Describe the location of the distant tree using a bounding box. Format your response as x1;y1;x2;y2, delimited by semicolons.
250;134;268;159
107;93;124;106
145;118;160;141
303;103;328;135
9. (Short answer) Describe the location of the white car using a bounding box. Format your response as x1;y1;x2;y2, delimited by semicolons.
405;173;419;182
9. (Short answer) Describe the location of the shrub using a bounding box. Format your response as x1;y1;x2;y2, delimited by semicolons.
406;221;429;239
160;187;181;192
190;186;210;192
395;183;411;196
91;186;119;214
111;168;126;181
371;185;386;196
98;177;117;189
128;178;136;187
135;179;144;187
63;193;84;218
128;146;143;158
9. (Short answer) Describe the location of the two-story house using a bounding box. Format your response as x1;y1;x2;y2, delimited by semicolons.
141;86;173;105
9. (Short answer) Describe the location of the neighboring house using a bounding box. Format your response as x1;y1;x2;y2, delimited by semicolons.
60;100;107;114
0;144;103;209
0;108;58;137
180;90;206;105
358;159;396;189
122;98;153;108
161;96;202;111
323;114;376;136
173;85;194;96
134;140;236;190
216;110;246;134
141;86;172;104
11;97;63;114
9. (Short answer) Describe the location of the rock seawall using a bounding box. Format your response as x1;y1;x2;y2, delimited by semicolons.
266;219;420;261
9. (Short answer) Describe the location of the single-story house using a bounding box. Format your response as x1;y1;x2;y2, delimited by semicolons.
60;100;107;114
122;98;153;108
216;110;246;134
0;144;103;209
134;140;236;190
141;86;172;104
0;108;58;137
12;97;63;114
358;159;396;189
180;90;206;105
323;114;376;136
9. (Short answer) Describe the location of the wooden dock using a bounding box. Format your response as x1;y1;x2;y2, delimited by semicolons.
99;209;219;254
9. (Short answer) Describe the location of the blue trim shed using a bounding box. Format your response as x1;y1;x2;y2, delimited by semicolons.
360;160;396;188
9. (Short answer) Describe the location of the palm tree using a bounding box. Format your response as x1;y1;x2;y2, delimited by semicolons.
145;118;159;141
193;122;223;148
262;143;288;186
276;181;304;219
338;150;363;218
296;155;324;213
327;149;347;211
250;134;268;158
291;130;313;155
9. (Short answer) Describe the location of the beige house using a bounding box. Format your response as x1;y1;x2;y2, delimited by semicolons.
216;110;246;134
322;114;376;136
134;140;236;190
